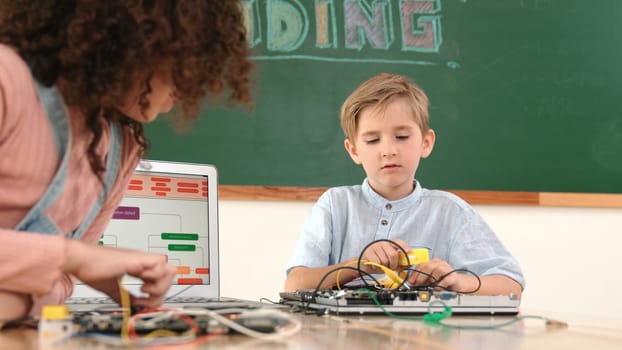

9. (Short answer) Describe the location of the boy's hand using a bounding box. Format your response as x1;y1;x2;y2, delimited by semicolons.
407;258;479;293
360;239;410;273
406;258;458;288
406;259;520;296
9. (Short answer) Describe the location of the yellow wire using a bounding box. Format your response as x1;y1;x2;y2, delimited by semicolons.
335;260;404;290
117;281;198;345
130;310;199;341
118;279;132;345
363;261;404;288
335;260;359;290
142;329;193;339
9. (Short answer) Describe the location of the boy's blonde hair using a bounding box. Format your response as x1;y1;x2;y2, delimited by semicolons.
340;73;430;141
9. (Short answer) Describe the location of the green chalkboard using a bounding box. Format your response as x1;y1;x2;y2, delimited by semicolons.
145;0;622;194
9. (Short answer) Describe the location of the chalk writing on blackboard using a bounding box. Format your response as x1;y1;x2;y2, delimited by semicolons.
242;0;446;65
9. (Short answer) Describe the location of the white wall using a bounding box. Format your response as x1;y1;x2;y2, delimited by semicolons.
219;200;622;320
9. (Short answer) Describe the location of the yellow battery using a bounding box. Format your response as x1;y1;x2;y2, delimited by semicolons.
39;305;73;346
398;248;430;266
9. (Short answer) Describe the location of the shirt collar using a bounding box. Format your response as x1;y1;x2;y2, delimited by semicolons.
361;178;423;211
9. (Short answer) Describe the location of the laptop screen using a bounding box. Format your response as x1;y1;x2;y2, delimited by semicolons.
70;159;220;299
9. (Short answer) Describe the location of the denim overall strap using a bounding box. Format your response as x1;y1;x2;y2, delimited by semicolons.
69;121;122;239
14;83;71;234
14;82;123;238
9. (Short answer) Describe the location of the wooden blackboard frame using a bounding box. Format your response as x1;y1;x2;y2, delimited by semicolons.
219;186;622;208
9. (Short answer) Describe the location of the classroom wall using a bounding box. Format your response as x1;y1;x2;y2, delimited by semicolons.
219;200;622;320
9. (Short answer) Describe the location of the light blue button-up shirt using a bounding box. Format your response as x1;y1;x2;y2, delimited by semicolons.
286;179;525;288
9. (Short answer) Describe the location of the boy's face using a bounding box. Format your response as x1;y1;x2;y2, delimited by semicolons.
344;97;435;200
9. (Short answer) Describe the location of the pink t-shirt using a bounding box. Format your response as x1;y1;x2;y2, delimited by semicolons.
0;44;141;314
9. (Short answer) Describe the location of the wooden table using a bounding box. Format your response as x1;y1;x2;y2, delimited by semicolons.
1;309;620;349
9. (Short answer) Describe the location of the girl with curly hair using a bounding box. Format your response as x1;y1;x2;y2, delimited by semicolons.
0;0;254;324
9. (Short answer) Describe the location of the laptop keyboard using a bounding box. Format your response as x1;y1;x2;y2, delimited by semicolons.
65;296;116;305
65;296;218;305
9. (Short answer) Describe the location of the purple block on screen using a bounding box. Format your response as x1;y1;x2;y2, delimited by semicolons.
112;206;140;220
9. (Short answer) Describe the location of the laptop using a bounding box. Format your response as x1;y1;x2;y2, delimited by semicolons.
65;159;254;310
280;287;520;316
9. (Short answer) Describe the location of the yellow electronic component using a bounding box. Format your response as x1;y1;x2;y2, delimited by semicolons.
398;248;430;266
39;305;73;345
418;291;431;302
41;305;70;320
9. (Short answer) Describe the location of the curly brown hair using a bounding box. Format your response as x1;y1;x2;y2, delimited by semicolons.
0;0;254;177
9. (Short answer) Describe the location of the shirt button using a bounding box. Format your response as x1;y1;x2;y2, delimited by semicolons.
381;219;388;226
385;203;392;210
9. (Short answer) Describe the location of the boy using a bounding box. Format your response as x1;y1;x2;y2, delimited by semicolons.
284;73;524;297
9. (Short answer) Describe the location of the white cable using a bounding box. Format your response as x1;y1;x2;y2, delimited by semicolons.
76;307;301;345
183;308;302;340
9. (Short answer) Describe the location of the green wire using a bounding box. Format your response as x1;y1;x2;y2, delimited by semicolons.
362;288;552;330
436;315;548;330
